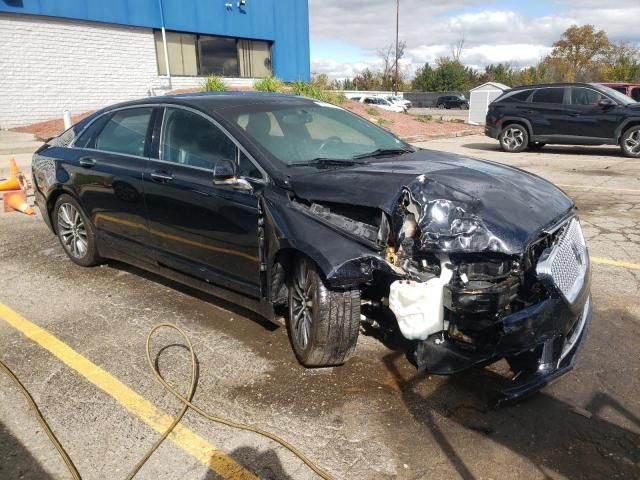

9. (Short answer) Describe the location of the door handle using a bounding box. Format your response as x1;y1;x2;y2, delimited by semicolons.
79;157;96;168
150;171;174;183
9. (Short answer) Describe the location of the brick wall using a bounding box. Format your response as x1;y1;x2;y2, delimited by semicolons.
0;13;256;129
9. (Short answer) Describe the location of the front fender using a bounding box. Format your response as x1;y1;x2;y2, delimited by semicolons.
261;189;394;287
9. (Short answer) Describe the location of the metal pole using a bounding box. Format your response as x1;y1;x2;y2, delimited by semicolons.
158;0;172;88
394;0;399;95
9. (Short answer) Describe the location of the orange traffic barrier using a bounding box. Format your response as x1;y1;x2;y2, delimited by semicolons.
3;189;35;216
9;158;20;178
0;176;22;192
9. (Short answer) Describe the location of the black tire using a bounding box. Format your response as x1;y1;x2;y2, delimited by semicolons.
437;103;445;109
620;125;640;158
53;194;103;267
499;124;529;153
287;256;360;367
529;142;546;150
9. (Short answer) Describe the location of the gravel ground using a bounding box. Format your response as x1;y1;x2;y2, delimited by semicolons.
0;134;638;480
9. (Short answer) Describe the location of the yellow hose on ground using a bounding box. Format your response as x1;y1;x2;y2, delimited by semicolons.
0;323;335;480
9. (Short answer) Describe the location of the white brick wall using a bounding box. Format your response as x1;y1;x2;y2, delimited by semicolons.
0;13;257;129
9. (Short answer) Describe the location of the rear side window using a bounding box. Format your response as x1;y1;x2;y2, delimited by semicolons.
532;88;565;104
160;108;235;169
94;108;153;157
632;88;640;102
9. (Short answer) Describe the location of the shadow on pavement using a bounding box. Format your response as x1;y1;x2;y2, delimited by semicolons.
0;420;55;480
461;142;622;157
383;351;640;480
202;446;294;480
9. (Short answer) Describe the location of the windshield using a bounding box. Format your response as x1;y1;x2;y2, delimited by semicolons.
230;103;410;166
594;84;636;105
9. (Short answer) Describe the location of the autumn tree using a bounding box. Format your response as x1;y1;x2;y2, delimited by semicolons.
550;24;612;81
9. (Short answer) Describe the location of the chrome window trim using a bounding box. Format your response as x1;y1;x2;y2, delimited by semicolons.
68;102;269;183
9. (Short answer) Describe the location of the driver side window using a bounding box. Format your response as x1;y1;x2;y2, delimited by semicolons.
161;108;235;169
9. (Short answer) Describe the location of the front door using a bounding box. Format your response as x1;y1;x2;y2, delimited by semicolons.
143;106;262;297
565;86;622;141
70;107;156;261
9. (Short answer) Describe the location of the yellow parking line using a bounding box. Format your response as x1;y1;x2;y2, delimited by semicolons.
0;302;257;480
557;184;640;194
592;257;640;271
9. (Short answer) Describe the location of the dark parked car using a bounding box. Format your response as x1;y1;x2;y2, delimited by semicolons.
435;95;469;109
486;82;640;157
33;93;591;404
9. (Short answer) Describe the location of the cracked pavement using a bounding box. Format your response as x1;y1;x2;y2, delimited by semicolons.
0;135;639;479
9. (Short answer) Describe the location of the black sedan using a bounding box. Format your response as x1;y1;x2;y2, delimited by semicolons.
33;93;591;404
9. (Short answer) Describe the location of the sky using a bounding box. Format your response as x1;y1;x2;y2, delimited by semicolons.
308;0;640;80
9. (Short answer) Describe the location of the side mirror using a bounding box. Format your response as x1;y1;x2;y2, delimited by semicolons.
213;159;252;191
598;97;616;108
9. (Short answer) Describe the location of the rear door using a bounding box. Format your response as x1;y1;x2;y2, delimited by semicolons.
143;106;263;297
527;87;570;136
70;107;156;261
566;86;622;140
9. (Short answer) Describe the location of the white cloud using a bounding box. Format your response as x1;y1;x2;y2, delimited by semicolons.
309;1;640;80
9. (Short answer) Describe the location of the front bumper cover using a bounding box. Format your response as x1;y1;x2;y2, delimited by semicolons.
414;294;593;405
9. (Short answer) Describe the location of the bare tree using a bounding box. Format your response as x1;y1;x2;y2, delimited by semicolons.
378;41;406;90
452;33;465;61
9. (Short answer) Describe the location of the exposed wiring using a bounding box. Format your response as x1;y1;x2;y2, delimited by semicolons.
0;323;335;480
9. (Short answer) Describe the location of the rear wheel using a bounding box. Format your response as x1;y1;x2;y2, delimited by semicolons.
437;103;445;109
499;124;529;153
287;256;360;367
621;125;640;158
54;194;102;267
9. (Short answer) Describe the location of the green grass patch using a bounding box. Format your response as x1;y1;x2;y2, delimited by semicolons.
201;75;227;92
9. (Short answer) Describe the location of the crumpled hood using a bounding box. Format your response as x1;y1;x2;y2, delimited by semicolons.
287;149;574;254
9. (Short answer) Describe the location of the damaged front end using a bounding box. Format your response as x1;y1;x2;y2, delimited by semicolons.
288;172;591;405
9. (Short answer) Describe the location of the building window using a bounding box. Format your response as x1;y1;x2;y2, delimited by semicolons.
198;36;239;77
154;30;272;78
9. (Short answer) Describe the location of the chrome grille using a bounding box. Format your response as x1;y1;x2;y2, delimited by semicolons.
536;218;589;305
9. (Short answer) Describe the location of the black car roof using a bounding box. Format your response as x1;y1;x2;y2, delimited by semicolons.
104;92;319;114
508;82;601;91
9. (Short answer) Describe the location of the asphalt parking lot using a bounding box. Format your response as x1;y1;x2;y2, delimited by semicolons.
1;134;639;480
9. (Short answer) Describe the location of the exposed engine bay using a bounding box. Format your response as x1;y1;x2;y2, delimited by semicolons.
288;172;591;404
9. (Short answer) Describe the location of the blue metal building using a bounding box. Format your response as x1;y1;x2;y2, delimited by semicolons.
0;0;310;82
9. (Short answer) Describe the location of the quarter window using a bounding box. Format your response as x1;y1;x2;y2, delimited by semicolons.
571;88;602;106
94;108;153;157
532;88;565;104
238;151;261;179
509;90;533;102
161;108;236;169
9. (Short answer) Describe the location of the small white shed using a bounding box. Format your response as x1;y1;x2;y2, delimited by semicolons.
468;82;510;125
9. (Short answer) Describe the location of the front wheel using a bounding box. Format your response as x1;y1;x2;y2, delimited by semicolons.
499;124;529;153
54;194;103;267
287;257;360;367
621;125;640;158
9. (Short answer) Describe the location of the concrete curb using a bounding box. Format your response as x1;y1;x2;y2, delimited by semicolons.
401;130;481;143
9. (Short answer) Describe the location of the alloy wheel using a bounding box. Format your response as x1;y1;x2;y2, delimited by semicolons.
57;203;88;259
623;129;640;156
291;260;314;350
502;127;525;151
